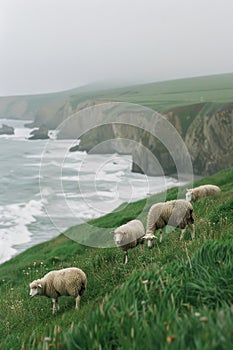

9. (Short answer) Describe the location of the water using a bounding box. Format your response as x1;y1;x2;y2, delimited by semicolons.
0;119;183;264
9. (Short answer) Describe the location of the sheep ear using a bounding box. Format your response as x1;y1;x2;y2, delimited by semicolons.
38;284;42;289
110;230;115;234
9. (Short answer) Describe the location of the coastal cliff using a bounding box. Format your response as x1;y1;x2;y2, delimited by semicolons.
1;95;232;176
185;103;233;175
1;74;233;176
56;100;233;176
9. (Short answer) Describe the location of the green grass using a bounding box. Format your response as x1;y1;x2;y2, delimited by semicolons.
69;73;233;112
0;167;233;349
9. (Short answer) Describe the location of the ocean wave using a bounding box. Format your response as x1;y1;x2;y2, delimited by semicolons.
0;199;44;263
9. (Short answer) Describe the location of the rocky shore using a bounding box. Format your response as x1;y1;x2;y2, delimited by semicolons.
0;124;14;135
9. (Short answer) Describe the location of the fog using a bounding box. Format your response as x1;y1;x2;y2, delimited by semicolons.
1;0;233;96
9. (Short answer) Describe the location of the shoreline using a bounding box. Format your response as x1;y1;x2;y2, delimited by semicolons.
1;175;191;266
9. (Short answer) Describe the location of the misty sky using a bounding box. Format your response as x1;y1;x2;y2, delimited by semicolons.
1;0;233;96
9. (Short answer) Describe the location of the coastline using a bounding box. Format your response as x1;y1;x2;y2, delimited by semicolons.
0;119;190;264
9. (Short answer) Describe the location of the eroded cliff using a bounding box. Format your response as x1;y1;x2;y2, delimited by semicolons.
59;100;233;176
1;81;232;176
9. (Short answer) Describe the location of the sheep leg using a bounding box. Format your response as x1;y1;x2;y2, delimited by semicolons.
124;251;128;264
180;228;186;240
52;298;59;314
189;223;195;239
159;230;163;243
75;295;81;310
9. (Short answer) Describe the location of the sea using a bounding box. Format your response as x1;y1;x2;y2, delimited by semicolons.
0;119;185;264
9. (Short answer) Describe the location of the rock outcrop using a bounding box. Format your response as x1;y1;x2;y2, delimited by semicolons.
0;124;14;135
28;125;49;140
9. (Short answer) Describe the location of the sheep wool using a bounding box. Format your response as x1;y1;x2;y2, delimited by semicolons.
112;219;145;264
29;267;87;313
186;184;221;202
146;199;195;246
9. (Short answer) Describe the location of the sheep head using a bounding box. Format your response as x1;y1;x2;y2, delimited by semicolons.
143;233;157;248
111;230;125;246
29;280;43;298
185;189;193;202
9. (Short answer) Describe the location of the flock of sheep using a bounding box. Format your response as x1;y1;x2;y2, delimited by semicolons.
29;184;220;313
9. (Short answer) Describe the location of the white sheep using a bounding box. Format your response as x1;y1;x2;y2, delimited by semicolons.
186;184;221;202
29;267;87;314
145;199;195;247
111;219;145;264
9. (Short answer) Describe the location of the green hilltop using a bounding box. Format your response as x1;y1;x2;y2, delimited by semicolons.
0;167;233;349
68;72;233;112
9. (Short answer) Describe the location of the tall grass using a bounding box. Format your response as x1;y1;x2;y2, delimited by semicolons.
61;238;233;350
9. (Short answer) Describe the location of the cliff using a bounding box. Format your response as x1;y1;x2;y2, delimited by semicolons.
57;101;233;176
1;74;233;176
185;103;233;175
0;94;67;121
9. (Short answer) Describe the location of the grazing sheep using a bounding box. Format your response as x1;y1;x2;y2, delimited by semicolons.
145;199;195;247
186;184;221;202
111;219;145;264
29;267;87;314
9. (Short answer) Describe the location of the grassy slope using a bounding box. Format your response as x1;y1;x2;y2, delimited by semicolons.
69;73;233;112
0;168;232;349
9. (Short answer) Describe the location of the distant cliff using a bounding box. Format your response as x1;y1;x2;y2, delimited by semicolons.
0;94;68;124
1;74;233;176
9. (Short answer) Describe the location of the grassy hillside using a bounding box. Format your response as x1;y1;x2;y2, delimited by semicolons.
0;167;233;349
69;73;233;112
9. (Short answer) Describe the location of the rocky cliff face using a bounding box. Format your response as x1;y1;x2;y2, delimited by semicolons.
0;93;67;123
61;101;233;176
55;102;190;176
185;104;233;175
0;96;32;120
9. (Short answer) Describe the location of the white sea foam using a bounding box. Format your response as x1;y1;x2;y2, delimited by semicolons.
0;238;17;265
0;199;44;263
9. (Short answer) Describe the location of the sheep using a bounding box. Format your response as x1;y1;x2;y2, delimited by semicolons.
111;219;145;264
29;267;87;314
145;199;195;247
186;184;221;202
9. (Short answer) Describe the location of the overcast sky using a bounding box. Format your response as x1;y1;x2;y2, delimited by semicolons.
1;0;233;96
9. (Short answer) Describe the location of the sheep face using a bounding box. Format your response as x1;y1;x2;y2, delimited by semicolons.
113;231;125;246
186;190;192;202
143;233;157;248
29;281;42;298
